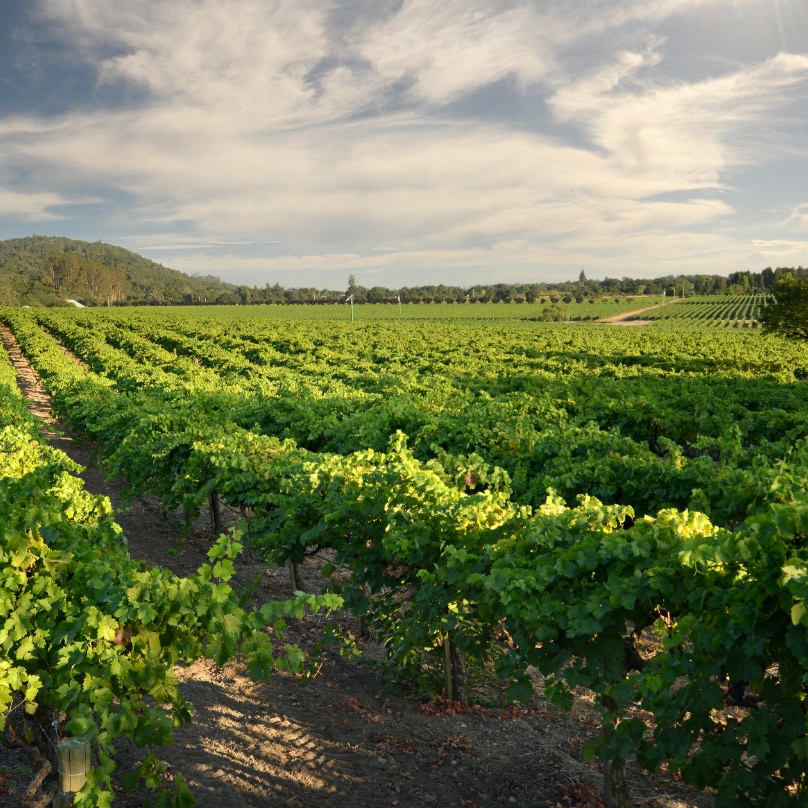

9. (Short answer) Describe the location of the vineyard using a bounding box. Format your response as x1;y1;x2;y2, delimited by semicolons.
2;302;808;806
625;294;767;327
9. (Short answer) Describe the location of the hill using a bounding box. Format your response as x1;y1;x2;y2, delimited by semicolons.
0;235;238;306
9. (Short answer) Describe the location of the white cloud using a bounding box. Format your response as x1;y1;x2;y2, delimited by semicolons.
356;1;555;104
550;51;808;187
166;222;756;287
8;99;737;246
784;203;808;229
37;0;378;129
751;238;808;261
0;188;69;221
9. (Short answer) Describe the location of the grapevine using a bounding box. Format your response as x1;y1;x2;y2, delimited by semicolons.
3;303;808;806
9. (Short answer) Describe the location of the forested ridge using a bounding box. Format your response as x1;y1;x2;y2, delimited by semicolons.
0;236;237;306
1;234;806;307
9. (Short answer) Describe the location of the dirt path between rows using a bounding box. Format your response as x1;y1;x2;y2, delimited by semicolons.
596;299;682;326
0;324;712;808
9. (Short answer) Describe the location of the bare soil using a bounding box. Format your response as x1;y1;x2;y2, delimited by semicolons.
596;300;681;325
0;325;713;808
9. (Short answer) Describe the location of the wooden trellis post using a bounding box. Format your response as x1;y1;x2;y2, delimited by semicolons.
208;490;223;535
52;737;90;806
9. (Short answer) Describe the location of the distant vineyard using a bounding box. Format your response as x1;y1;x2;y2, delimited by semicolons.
144;296;664;322
627;293;767;327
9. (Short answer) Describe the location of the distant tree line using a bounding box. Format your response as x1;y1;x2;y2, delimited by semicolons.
230;268;802;307
0;235;804;307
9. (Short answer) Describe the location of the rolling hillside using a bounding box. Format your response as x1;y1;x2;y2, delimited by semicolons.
0;235;238;306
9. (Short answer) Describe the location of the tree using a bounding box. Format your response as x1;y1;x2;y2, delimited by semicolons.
345;275;367;302
543;302;569;322
47;252;84;293
366;285;393;303
42;252;128;305
79;259;128;305
759;276;808;339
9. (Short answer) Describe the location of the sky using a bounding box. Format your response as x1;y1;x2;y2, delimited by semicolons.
1;0;808;290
